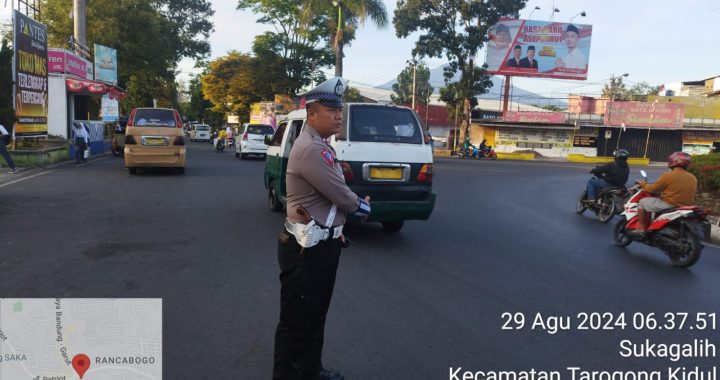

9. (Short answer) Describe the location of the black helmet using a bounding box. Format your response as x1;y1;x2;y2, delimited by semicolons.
613;149;630;160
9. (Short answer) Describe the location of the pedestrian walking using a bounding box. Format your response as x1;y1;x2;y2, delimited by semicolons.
273;77;371;380
72;122;90;164
0;123;18;173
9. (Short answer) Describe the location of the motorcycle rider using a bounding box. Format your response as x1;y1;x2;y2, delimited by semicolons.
584;149;630;203
216;128;227;150
461;137;477;157
631;152;698;237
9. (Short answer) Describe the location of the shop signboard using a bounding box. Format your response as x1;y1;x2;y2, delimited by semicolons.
504;111;568;124
13;11;48;137
605;101;685;128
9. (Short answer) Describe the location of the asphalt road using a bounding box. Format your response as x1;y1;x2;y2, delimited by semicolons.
1;141;719;379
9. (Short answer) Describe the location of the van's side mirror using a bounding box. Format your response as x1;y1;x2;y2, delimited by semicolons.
264;135;273;145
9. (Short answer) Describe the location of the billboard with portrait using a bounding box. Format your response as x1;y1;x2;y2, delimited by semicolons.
94;44;118;84
13;11;48;137
485;18;592;80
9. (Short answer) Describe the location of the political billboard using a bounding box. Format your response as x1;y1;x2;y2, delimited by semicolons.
94;43;118;84
485;18;592;80
13;10;48;137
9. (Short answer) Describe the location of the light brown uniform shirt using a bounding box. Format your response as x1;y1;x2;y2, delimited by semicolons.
286;124;360;227
640;168;698;207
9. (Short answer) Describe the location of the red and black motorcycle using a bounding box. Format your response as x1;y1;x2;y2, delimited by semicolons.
613;170;709;268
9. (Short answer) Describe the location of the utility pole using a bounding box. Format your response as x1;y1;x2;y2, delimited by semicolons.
463;55;474;142
73;0;86;46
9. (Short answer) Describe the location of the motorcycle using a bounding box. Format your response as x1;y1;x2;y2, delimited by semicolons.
576;182;629;223
613;170;709;268
458;145;498;160
214;138;225;152
478;146;498;160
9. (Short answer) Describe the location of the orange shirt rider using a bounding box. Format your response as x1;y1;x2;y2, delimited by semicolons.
637;167;697;208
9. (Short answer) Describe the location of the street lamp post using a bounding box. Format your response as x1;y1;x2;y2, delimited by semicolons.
549;7;560;21
528;6;540;20
570;11;586;23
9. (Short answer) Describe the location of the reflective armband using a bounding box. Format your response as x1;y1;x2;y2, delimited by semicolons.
353;198;371;217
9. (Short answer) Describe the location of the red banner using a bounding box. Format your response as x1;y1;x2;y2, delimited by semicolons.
65;78;127;99
604;101;685;128
503;111;568;124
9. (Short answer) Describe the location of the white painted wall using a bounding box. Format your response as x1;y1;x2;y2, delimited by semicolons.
47;74;69;139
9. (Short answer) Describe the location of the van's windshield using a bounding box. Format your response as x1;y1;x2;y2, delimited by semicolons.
195;125;210;131
247;125;274;135
133;109;177;127
349;106;423;144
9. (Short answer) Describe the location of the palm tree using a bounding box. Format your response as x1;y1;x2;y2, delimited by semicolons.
303;0;388;77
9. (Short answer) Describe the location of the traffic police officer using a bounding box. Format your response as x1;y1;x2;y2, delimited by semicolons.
273;77;371;380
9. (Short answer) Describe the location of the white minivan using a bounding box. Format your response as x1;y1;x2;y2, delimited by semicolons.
264;103;435;232
236;123;274;159
190;124;211;142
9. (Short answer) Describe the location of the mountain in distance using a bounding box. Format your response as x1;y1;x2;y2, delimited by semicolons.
377;64;565;106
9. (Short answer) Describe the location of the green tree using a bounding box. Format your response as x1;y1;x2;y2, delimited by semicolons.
626;82;660;102
0;38;14;131
394;0;527;137
344;86;366;102
200;51;275;123
601;76;628;100
602;77;659;102
238;0;334;93
302;0;388;77
39;0;213;113
391;61;433;105
185;75;222;124
534;104;565;112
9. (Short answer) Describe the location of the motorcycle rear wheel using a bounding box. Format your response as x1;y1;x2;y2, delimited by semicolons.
576;191;588;214
613;217;632;247
597;197;616;223
669;231;702;268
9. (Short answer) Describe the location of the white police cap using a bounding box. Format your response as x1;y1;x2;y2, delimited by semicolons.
299;77;347;108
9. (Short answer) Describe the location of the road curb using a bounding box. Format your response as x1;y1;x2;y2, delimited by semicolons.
0;152;112;186
710;221;720;245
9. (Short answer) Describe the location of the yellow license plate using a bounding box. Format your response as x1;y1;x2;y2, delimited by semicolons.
144;137;166;146
370;167;402;179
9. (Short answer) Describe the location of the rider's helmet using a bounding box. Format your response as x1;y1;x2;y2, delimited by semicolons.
668;151;691;169
613;149;630;160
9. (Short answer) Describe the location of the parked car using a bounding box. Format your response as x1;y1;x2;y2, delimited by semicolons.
190;124;211;142
263;103;435;232
124;107;186;174
111;117;128;156
236;123;274;159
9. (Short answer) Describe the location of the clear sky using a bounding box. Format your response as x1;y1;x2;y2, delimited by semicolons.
3;0;720;103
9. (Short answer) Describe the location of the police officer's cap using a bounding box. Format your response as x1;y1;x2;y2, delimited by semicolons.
299;77;347;109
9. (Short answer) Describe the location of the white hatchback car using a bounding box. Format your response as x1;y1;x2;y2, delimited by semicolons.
236;123;274;159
